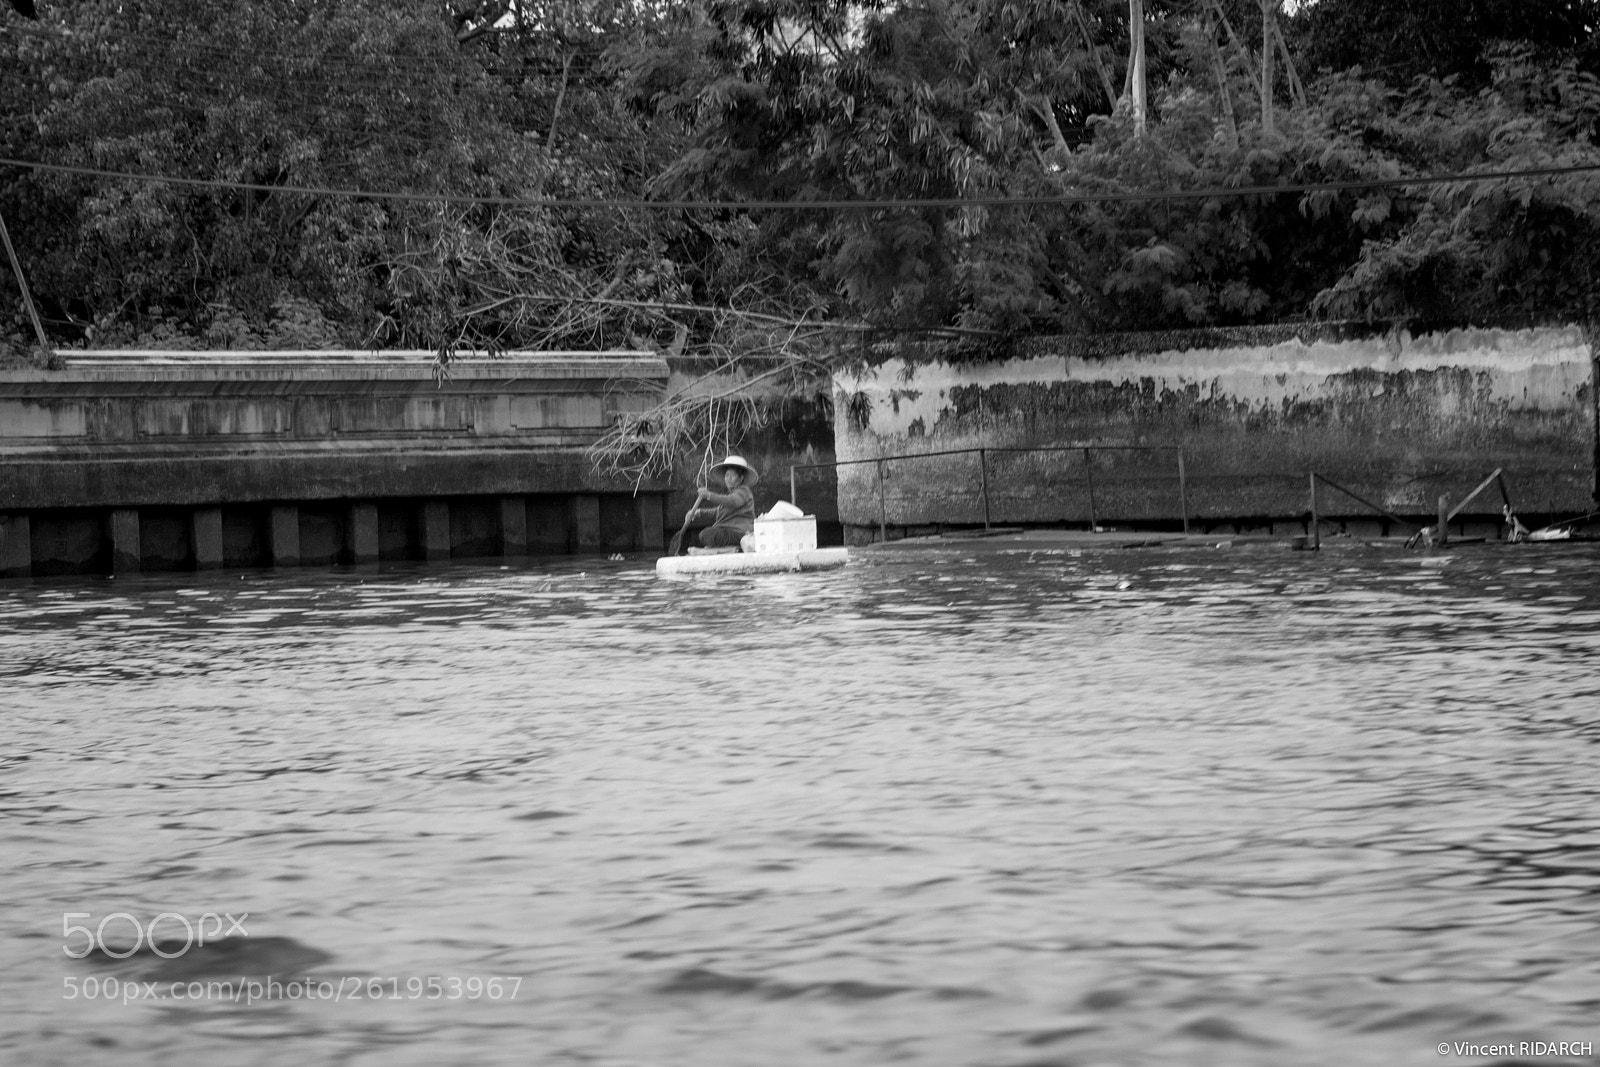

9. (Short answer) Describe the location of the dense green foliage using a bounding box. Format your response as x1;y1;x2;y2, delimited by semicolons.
1288;0;1600;89
2;0;1598;361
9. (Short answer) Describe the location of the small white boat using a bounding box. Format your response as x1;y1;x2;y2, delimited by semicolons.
1528;526;1573;542
656;507;846;575
655;547;849;576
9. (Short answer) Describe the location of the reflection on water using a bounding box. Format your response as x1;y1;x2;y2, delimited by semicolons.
3;543;1600;1066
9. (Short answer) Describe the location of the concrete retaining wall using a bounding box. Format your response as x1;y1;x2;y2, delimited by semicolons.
0;350;671;576
833;326;1597;534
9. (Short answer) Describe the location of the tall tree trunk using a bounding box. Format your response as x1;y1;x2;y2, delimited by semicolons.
1209;0;1249;63
1203;6;1239;149
1260;0;1277;135
1024;91;1072;157
530;52;573;197
1128;0;1147;134
1070;0;1119;112
1272;15;1307;110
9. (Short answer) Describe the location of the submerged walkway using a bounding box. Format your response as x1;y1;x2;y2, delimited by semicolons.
864;528;1398;553
862;526;1598;553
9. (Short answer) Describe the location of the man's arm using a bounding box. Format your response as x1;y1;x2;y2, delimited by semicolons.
699;486;751;508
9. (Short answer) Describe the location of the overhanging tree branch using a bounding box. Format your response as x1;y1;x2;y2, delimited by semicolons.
461;292;1001;337
0;209;51;361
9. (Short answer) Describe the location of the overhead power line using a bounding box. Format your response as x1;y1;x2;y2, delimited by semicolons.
1;155;1598;211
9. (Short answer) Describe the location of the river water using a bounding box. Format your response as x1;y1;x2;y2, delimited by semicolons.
3;541;1599;1067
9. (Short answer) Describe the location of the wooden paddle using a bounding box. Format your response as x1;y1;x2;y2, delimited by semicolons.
667;501;698;556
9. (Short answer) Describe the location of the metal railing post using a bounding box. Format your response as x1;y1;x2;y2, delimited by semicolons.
1310;472;1320;550
1177;448;1190;535
1084;447;1097;529
877;459;888;543
979;448;991;532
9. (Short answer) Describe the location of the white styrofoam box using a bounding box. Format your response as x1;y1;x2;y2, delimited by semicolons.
753;515;818;554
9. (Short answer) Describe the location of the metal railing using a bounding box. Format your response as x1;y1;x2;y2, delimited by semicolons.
791;445;1190;543
1307;467;1513;548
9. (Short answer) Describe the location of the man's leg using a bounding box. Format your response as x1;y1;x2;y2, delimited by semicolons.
698;525;746;548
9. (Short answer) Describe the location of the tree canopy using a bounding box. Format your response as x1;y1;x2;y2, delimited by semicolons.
1288;0;1600;89
2;0;1598;365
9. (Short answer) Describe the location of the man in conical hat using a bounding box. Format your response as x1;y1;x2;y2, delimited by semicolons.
685;454;759;551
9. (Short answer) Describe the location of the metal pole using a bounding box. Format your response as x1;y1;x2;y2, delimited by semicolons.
1495;471;1514;512
1310;472;1320;550
1495;470;1518;539
979;448;991;532
1591;341;1599;506
877;459;888;544
1084;447;1097;530
1446;467;1503;523
1177;448;1190;535
0;210;51;359
789;465;798;510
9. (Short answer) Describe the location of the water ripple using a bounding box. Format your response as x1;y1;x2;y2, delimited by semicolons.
3;546;1599;1065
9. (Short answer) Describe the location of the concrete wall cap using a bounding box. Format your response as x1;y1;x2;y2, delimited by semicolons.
55;349;656;362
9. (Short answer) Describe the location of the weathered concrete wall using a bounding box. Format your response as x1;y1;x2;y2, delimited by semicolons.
0;350;671;575
0;350;667;507
833;326;1597;529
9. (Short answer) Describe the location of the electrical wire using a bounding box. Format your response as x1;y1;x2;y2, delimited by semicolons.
1;154;1597;211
